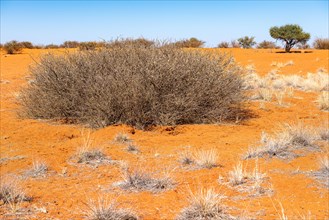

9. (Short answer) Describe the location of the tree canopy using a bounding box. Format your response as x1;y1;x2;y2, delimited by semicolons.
270;24;310;52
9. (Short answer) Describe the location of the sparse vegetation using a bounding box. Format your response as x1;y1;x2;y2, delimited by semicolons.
244;122;319;160
217;41;229;48
193;149;218;169
77;148;109;164
310;155;329;187
230;40;240;48
176;188;236;220
3;40;23;54
20;40;246;129
316;92;329;111
257;40;278;49
85;197;138;220
313;38;329;49
0;178;32;205
114;133;131;144
24;161;48;178
126;144;140;153
116;168;174;193
228;162;247;185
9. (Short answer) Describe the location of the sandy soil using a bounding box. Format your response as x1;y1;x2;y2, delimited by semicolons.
1;48;328;219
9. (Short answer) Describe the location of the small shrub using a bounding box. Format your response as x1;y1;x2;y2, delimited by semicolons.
313;38;329;49
79;41;98;51
316;92;329;111
85;197;138;220
3;40;23;54
20;40;246;129
230;40;240;48
61;41;80;48
44;44;60;49
257;40;278;49
20;41;34;49
217;41;230;48
173;37;205;48
176;188;235;220
116;168;174;193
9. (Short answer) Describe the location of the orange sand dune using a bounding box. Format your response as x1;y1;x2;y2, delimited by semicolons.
1;48;328;219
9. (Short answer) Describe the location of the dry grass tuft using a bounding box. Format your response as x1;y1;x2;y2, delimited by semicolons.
309;155;329;188
244;122;319;160
0;178;32;214
316;92;329;111
193;149;219;169
114;133;132;144
126;144;140;154
116;168;174;193
77;148;109;164
24;161;48;178
179;149;194;165
75;131;112;166
228;162;247;185
317;124;329;141
176;188;236;220
84;197;138;220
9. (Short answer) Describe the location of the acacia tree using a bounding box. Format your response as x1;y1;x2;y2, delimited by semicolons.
237;36;256;48
270;24;310;52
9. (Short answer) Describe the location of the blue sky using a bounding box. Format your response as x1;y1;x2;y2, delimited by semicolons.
1;0;328;47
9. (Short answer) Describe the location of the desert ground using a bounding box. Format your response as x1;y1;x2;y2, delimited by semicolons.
1;48;328;219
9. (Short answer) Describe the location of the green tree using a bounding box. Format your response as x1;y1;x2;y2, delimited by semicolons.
237;36;256;48
269;24;310;52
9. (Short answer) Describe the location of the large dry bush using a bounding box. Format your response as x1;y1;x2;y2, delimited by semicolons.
313;38;329;49
20;41;246;129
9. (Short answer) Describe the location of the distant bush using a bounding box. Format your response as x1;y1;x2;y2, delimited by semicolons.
106;38;155;48
78;41;98;50
44;44;60;49
61;41;80;48
297;41;310;49
217;41;230;48
313;38;329;49
230;40;240;48
257;40;278;49
20;41;34;49
20;41;246;129
173;37;205;48
238;36;256;48
3;40;23;54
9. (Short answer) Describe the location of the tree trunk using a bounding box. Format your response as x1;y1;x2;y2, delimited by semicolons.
285;44;292;53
